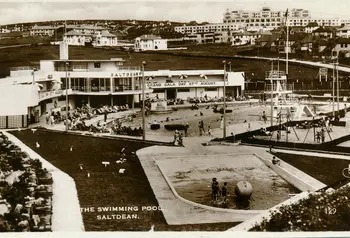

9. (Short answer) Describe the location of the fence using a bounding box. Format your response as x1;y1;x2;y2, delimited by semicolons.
0;115;28;129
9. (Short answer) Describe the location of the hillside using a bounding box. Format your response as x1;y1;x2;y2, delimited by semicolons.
0;44;336;85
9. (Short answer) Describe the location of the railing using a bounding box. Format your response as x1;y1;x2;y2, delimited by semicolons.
264;83;294;92
265;70;286;79
118;66;141;71
54;66;141;72
10;66;37;71
70;85;135;92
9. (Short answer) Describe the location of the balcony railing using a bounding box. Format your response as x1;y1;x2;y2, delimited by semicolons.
10;66;37;71
70;85;136;92
119;66;141;71
265;70;286;79
54;66;141;72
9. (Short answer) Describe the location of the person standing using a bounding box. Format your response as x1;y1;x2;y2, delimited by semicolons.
220;116;224;130
211;178;219;201
321;128;325;143
208;126;212;136
45;112;50;125
262;111;267;124
104;111;108;122
221;182;229;203
201;120;205;134
184;123;189;137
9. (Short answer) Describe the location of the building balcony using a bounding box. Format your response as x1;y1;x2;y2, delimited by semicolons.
10;66;37;71
54;66;141;72
70;85;141;93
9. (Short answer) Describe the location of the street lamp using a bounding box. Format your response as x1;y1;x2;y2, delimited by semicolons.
336;58;340;113
141;61;146;141
332;58;335;117
65;61;69;132
223;60;227;138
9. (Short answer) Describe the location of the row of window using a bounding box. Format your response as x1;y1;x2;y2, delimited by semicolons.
153;88;218;93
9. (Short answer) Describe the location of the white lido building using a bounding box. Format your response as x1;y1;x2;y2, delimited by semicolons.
145;70;244;100
0;49;244;129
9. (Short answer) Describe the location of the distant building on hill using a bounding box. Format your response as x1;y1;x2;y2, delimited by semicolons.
93;31;118;47
63;26;118;47
134;35;167;51
30;25;59;36
63;30;86;46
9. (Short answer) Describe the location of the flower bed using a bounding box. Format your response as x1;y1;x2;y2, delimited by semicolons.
0;132;53;232
249;185;350;231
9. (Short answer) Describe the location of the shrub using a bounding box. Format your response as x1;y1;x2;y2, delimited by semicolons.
249;186;350;231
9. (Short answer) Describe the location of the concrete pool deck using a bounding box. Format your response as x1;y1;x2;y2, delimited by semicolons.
22;105;350;226
136;142;328;225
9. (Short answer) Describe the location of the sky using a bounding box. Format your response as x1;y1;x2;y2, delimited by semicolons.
1;0;350;25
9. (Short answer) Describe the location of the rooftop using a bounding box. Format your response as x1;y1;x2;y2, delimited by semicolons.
138;34;162;40
64;30;85;36
336;37;350;44
48;58;125;62
305;22;319;28
32;25;59;30
66;24;106;30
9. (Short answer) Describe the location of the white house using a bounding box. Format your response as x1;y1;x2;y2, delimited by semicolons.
332;38;350;58
134;35;167;51
63;30;85;46
338;25;350;38
304;22;319;33
231;30;271;46
93;31;118;47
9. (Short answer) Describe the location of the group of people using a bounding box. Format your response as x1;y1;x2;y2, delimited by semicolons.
211;178;229;204
198;120;211;136
173;130;183;146
94;104;130;115
45;111;62;125
111;120;143;137
188;95;237;104
167;98;184;106
316;128;326;143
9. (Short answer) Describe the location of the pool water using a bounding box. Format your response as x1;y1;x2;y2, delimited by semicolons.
157;154;300;210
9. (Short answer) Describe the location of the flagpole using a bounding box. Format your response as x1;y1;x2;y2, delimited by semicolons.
286;9;289;79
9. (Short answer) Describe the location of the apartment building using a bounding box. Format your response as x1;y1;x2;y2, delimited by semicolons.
174;22;246;35
223;7;349;29
223;7;308;28
30;25;59;36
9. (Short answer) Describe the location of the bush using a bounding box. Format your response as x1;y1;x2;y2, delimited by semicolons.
250;186;350;231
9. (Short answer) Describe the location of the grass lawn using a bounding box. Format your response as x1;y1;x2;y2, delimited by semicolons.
10;129;239;231
274;152;350;186
0;44;326;83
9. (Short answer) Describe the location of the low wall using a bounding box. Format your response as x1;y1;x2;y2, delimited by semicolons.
228;180;350;232
254;153;324;192
4;131;85;232
226;191;311;231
